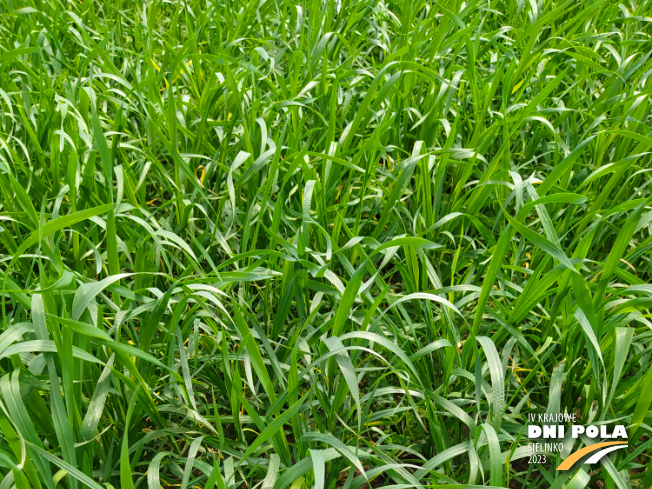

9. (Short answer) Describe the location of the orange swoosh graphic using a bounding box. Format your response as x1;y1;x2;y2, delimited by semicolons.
557;441;627;470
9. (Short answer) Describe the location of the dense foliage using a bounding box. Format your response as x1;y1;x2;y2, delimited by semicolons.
1;0;652;487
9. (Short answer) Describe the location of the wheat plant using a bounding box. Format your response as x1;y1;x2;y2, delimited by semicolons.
0;0;651;488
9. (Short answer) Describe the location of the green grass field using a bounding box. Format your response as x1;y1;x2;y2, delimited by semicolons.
1;0;652;487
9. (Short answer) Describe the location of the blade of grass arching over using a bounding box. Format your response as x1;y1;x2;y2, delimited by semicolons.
476;337;505;430
322;336;361;429
8;204;113;267
480;423;503;487
602;327;633;421
31;295;78;489
24;444;105;489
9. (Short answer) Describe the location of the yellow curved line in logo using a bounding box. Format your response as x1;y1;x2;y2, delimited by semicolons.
556;441;628;470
